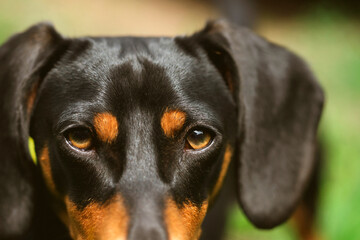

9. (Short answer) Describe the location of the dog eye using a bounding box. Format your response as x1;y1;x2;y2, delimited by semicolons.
66;128;93;150
186;129;212;150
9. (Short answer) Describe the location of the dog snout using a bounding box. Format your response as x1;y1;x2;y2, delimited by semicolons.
127;219;168;240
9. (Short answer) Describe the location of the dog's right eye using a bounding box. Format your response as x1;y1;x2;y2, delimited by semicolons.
65;128;93;150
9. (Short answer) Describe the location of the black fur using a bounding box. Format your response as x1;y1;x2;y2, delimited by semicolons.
0;20;323;240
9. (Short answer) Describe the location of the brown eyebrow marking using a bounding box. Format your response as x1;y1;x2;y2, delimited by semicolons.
93;112;119;143
65;194;128;240
165;198;208;240
160;109;186;138
39;145;58;196
210;144;233;201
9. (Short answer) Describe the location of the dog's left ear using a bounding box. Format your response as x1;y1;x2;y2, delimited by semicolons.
0;23;69;237
188;20;324;228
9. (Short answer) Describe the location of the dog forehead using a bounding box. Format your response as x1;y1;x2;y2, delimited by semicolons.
41;36;232;127
52;38;212;96
65;37;198;71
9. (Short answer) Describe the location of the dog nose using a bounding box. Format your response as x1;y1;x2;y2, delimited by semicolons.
127;220;168;240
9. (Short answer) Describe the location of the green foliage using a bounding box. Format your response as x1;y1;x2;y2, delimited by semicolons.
295;11;360;240
0;16;15;44
225;206;296;240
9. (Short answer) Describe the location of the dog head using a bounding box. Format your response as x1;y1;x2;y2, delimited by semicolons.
0;20;323;240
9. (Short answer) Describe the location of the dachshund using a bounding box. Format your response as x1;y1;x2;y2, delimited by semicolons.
0;20;324;240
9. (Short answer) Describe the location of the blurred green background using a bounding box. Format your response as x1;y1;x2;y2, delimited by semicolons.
1;1;359;239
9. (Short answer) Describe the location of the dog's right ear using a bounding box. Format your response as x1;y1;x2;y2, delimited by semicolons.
0;23;70;238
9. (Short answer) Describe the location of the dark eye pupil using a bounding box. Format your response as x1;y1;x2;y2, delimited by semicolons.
189;130;205;143
70;129;90;142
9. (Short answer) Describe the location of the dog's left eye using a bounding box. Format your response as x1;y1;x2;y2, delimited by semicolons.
185;129;213;150
65;128;93;150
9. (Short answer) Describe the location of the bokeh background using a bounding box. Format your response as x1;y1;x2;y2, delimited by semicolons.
1;0;359;239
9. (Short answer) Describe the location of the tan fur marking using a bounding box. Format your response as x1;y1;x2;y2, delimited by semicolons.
93;112;118;143
291;203;321;240
165;198;208;240
39;146;58;196
39;146;68;225
225;71;234;92
210;144;233;201
65;194;128;240
27;82;39;115
161;109;186;138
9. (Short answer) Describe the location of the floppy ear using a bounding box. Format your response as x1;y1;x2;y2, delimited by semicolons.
0;23;69;237
193;20;324;228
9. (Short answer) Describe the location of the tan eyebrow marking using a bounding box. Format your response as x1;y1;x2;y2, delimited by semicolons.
210;144;233;201
160;109;186;138
65;194;128;240
93;112;119;143
165;198;208;240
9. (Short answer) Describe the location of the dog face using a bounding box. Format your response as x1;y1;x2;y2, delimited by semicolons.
30;34;237;240
0;21;323;240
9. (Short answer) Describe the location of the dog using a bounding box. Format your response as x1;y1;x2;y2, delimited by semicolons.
0;20;324;240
